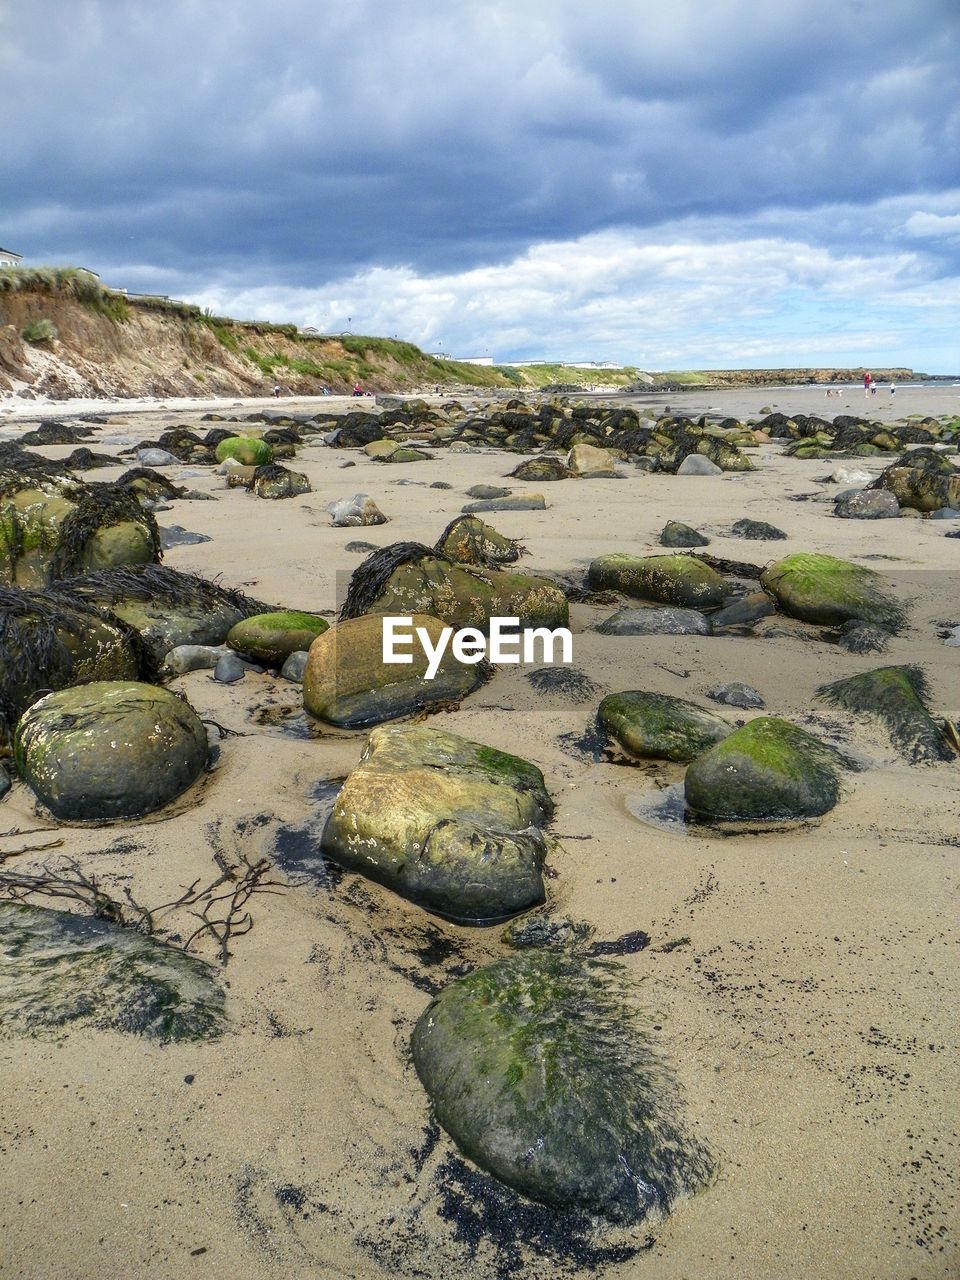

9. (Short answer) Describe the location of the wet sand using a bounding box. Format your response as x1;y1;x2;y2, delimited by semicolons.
0;387;957;1279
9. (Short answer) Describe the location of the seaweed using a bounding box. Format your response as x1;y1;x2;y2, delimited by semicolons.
817;665;954;764
339;541;436;619
54;562;270;617
115;466;185;498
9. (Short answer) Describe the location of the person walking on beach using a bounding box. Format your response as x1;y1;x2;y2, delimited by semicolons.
272;383;281;398
889;382;896;395
864;371;872;396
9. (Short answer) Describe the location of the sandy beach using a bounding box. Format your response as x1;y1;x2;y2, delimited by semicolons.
0;386;957;1280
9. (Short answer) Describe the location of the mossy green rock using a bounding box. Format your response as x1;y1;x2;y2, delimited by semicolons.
588;553;726;608
321;724;553;921
0;586;141;743
227;610;329;664
214;436;273;466
250;465;311;499
303;613;484;727
412;950;715;1219
0;902;224;1041
57;564;266;663
434;515;521;567
349;550;568;631
508;457;569;482
760;552;904;630
684;716;842;822
15;681;208;820
818;665;953;764
599;691;730;762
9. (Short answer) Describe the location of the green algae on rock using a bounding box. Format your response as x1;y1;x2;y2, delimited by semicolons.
434;515;523;567
759;552;905;630
249;463;311;499
872;449;960;513
599;691;731;763
15;681;209;820
0;585;143;745
412;950;715;1220
340;542;568;632
587;553;727;609
227;610;329;665
56;564;269;663
684;716;844;823
321;723;553;922
214;436;273;466
818;665;954;764
303;612;486;728
0;902;224;1041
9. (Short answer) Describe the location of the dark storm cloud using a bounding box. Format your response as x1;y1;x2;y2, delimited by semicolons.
3;0;957;283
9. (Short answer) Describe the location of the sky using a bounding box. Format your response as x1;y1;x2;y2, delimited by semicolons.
2;0;959;371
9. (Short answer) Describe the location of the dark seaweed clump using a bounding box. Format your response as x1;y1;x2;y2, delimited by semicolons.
339;541;436;619
55;562;270;618
47;483;161;579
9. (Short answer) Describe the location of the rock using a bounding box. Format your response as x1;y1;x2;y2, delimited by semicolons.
730;518;786;540
344;540;378;553
430;481;452;490
676;454;722;476
341;543;568;631
163;643;228;674
56;564;268;663
931;506;960;519
566;442;619;478
818;665;953;763
214;436;273;466
250;464;311;499
942;625;960;646
321;724;553;921
599;691;730;762
707;681;765;709
595;606;711;636
213;652;246;683
588;554;727;609
0;763;10;799
836;623;891;654
710;592;776;630
873;450;960;512
465;485;511;499
834;489;900;519
227;611;329;665
509;457;569;482
0;902;224;1041
462;493;547;512
0;585;142;742
659;520;710;548
326;494;388;526
831;465;872;484
303;612;486;727
364;439;400;459
503;913;593;950
760;552;905;630
15;681;208;820
684;717;844;823
280;650;309;683
136;448;180;467
411;950;715;1219
159;524;212;549
434;515;521;566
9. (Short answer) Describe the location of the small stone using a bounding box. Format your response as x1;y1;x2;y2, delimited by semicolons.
659;520;710;548
430;481;452;490
213;653;246;683
465;485;511;499
280;650;309;683
730;518;786;540
159;525;212;549
931;506;960;519
326;494;388;526
707;681;765;709
137;448;180;466
834;489;900;519
0;764;10;800
596;607;711;636
344;540;379;553
676;455;722;476
830;466;872;484
462;494;547;512
339;460;356;468
710;592;776;630
163;644;230;674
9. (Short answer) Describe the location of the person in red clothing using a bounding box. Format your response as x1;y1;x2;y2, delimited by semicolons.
864;371;872;396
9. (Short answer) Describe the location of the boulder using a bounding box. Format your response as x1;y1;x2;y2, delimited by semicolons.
462;493;547;512
280;650;309;683
873;451;960;512
321;724;553;921
214;436;273;466
340;543;568;631
709;592;776;630
676;455;722;476
15;681;209;820
588;553;727;609
599;691;730;762
707;681;765;709
250;464;311;499
834;489;900;519
595;606;711;636
684;717;843;823
730;518;786;540
326;494;388;526
303;612;486;728
759;552;904;630
411;951;715;1219
227;610;330;665
434;515;522;566
364;439;400;459
508;457;569;482
0;902;224;1041
818;665;953;764
659;520;709;548
465;485;511;499
566;442;619;478
162;643;228;674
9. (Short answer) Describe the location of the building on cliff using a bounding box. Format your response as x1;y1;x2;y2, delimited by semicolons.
0;248;23;266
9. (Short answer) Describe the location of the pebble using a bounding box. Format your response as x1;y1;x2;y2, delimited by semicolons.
213;653;246;683
164;644;230;674
280;651;310;683
707;681;765;708
160;525;212;548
